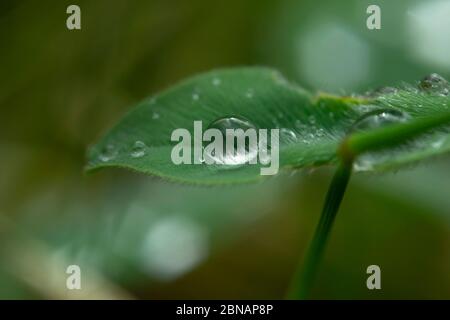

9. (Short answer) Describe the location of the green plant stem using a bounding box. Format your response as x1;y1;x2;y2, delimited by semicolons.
340;111;450;163
287;110;450;300
288;162;352;299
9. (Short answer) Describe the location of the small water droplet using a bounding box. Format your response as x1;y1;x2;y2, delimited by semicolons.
245;88;254;98
357;104;379;114
367;86;398;97
419;73;449;96
204;117;258;166
351;110;411;172
316;128;325;137
212;77;221;86
99;144;117;162
432;137;446;149
131;141;147;158
353;155;375;172
308;115;316;125
152;112;160;119
351;109;409;133
280;128;297;144
192;93;200;101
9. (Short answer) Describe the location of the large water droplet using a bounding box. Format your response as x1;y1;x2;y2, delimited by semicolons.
419;73;449;96
280;128;297;144
99;144;117;162
131;141;147;158
204;117;258;166
351;109;409;133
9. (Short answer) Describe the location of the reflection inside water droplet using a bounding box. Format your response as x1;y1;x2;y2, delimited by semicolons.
280;128;297;144
419;73;449;96
131;141;147;158
204;116;258;166
351;109;409;133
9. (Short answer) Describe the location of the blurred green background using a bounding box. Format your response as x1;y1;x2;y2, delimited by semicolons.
0;0;449;299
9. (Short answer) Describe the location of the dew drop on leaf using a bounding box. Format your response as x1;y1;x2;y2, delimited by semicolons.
280;128;297;144
419;73;449;96
431;137;446;149
212;77;221;86
351;109;409;133
131;141;147;158
99;144;117;162
353;155;375;172
316;128;325;137
204;116;258;166
368;86;398;97
351;109;410;172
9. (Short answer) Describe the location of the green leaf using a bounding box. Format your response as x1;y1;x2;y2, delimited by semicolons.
86;67;450;184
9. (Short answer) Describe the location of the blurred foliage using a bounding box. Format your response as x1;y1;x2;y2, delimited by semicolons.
0;0;449;299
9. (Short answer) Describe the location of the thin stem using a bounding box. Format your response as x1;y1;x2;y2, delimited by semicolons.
287;109;450;300
288;162;352;299
340;111;450;163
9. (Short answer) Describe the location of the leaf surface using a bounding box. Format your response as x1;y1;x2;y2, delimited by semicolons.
86;68;450;184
